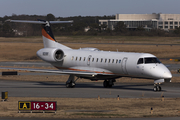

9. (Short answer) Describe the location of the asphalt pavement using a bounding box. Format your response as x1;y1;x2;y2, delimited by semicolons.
0;80;180;98
0;62;180;120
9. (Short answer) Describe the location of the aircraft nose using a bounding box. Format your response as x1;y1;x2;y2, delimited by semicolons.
163;70;172;79
150;64;172;79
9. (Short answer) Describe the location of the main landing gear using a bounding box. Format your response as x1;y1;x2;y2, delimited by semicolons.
153;84;161;92
66;75;116;88
66;81;76;88
103;79;116;88
66;75;79;88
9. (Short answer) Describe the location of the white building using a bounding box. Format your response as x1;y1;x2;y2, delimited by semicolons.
99;13;180;30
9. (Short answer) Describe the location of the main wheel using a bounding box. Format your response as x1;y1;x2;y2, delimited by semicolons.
103;80;108;88
108;85;112;88
66;83;71;88
71;82;76;88
66;82;76;88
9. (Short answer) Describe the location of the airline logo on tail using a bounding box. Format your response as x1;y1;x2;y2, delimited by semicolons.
42;28;55;42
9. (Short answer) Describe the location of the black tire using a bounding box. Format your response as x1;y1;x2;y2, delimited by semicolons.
71;84;75;88
66;83;70;88
153;86;157;92
103;80;108;88
158;86;161;91
108;85;112;88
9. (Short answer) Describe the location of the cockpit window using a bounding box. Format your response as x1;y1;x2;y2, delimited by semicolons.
137;58;143;64
144;57;161;64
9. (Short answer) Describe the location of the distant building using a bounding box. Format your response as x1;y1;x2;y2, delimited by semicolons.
99;13;180;30
13;29;24;36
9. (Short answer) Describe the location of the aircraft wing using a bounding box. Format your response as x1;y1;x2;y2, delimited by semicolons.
0;67;101;76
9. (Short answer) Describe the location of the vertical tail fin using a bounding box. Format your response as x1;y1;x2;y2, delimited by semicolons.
41;20;71;49
41;20;56;48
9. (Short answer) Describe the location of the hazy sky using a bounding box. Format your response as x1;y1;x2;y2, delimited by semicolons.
0;0;180;17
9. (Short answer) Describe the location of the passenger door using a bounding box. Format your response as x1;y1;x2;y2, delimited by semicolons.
121;57;128;74
87;55;92;66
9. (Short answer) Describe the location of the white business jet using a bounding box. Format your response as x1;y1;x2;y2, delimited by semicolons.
2;19;172;91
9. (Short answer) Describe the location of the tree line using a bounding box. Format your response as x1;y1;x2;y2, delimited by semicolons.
0;13;180;37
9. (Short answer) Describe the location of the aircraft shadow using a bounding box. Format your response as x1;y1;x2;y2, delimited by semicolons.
35;82;158;92
77;83;156;91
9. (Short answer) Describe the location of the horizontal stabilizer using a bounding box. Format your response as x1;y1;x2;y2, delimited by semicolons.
5;19;73;49
6;19;73;24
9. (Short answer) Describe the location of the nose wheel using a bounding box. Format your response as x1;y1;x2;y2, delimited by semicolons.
153;84;161;92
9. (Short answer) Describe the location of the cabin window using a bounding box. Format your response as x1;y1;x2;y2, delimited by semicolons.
96;58;98;62
105;59;107;63
119;60;121;63
79;57;81;61
71;56;74;60
116;59;118;63
112;59;114;63
137;58;143;64
92;58;94;62
101;58;103;62
108;59;111;63
84;57;86;61
75;57;78;61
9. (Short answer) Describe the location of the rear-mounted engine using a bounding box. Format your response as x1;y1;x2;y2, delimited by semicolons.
36;48;64;62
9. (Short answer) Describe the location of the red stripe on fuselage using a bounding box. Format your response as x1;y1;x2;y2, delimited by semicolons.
55;66;114;75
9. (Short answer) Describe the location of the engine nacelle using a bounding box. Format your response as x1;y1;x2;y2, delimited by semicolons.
36;48;64;62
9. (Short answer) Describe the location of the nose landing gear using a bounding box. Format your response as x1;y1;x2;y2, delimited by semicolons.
153;84;161;92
